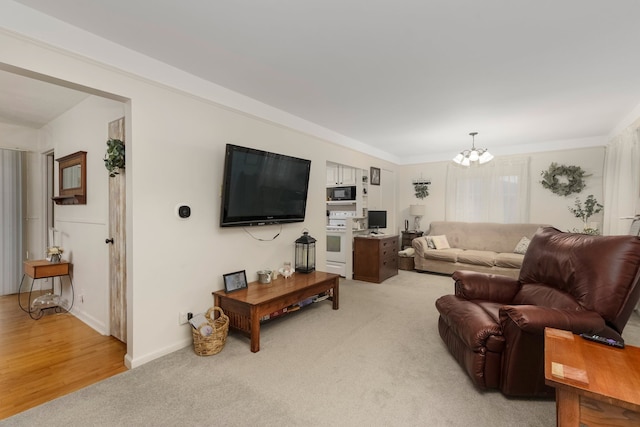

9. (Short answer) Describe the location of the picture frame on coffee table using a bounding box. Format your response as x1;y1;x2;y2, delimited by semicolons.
223;270;248;293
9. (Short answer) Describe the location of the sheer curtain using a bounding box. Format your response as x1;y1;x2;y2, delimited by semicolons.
1;149;24;295
603;124;640;235
445;156;530;223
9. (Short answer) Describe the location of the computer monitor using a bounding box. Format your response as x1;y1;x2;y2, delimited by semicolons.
368;210;387;233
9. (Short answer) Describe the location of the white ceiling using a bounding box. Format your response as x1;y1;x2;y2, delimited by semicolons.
7;0;640;162
0;70;89;128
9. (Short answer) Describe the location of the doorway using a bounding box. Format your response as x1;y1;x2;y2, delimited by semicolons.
0;65;129;340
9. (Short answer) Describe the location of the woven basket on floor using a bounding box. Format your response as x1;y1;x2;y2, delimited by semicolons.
192;306;229;356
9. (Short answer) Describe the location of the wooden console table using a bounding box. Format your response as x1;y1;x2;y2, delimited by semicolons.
213;271;339;352
18;260;74;320
353;235;399;283
544;327;640;426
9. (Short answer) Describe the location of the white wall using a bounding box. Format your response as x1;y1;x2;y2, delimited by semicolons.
125;84;397;366
0;30;398;368
0;122;39;151
398;146;606;233
529;146;605;231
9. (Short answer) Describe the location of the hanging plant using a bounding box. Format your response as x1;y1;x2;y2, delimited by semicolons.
104;138;125;177
413;179;430;200
540;162;588;196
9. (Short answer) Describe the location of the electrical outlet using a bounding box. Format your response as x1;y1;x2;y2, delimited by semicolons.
178;312;189;325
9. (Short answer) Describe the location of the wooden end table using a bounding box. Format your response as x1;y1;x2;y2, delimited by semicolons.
213;271;339;352
544;327;640;426
401;230;423;249
18;260;74;319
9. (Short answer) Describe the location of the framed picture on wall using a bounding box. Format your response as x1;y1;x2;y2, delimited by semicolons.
370;167;381;186
223;270;248;293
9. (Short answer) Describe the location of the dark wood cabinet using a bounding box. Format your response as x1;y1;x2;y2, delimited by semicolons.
401;230;423;249
353;235;399;283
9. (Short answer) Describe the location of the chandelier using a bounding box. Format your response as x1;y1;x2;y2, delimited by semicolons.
452;132;494;166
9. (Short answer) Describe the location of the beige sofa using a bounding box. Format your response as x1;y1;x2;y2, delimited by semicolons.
411;221;549;278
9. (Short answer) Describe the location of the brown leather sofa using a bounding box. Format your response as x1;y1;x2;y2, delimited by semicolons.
435;226;640;397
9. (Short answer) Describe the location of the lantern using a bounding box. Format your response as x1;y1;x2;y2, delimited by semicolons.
295;231;316;273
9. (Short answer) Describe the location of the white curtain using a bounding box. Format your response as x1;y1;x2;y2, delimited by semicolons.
445;156;530;223
603;125;640;236
1;149;24;295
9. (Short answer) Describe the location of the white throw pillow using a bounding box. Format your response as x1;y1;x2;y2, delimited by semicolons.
514;236;531;254
431;235;450;250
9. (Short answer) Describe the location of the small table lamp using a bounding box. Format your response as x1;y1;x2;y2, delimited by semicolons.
410;204;426;231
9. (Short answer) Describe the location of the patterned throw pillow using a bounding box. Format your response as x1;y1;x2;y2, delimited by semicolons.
425;236;436;249
431;235;451;250
513;236;531;254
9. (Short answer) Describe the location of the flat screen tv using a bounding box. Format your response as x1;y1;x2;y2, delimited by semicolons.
368;210;387;231
220;144;312;227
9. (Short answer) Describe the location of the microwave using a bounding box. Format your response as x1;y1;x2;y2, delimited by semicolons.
328;186;356;201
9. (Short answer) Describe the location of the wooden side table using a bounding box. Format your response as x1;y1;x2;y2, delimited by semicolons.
401;230;423;249
544;327;640;426
18;260;74;319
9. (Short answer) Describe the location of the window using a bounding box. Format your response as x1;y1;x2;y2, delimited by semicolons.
445;157;530;223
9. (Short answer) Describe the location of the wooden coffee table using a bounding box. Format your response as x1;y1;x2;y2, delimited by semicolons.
544;327;640;426
213;271;339;352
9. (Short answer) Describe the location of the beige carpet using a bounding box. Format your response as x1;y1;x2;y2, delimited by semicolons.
5;271;639;426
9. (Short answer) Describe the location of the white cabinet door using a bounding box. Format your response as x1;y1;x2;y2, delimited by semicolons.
340;166;357;185
326;163;356;186
326;163;340;186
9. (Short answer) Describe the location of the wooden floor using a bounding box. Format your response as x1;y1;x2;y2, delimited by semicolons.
0;293;127;420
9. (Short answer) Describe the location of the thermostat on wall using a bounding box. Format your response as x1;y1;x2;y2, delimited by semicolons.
176;203;191;219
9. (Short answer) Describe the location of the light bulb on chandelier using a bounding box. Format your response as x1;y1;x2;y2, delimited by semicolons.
453;132;493;166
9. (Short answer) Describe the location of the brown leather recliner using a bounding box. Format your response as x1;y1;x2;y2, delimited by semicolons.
435;226;640;397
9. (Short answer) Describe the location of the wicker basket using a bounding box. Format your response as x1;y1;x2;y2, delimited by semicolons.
192;306;229;356
398;255;415;271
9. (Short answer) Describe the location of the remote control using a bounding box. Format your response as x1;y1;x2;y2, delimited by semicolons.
579;333;625;349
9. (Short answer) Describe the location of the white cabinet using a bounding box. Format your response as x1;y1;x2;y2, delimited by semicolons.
340;166;356;185
326;163;357;186
326;164;340;186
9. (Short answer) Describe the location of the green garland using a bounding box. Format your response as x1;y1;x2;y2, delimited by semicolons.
414;183;429;199
540;163;587;196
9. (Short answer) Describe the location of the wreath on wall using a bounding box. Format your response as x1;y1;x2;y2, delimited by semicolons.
104;138;125;177
540;163;588;196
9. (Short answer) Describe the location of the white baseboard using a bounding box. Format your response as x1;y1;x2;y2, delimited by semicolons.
126;338;192;369
71;307;109;335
